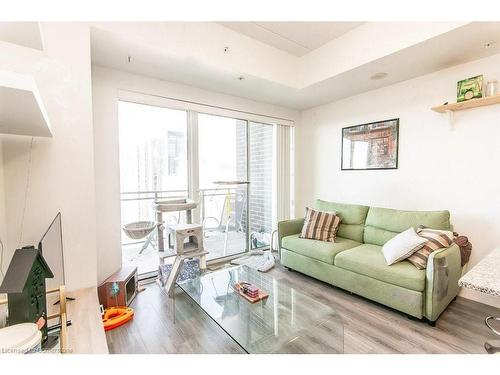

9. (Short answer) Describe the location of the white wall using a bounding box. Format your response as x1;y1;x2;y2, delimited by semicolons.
297;53;500;307
92;66;299;283
0;23;97;291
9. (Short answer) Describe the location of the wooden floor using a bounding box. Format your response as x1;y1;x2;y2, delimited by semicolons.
106;263;500;354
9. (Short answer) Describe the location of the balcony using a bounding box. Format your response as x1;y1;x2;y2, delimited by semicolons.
120;188;261;275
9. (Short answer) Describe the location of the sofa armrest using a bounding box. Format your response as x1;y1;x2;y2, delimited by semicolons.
277;218;304;250
425;243;462;322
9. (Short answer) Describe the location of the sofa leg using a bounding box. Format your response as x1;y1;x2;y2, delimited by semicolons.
427;320;437;327
285;267;293;272
406;314;423;322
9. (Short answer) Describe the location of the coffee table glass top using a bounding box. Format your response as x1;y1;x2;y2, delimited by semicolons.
177;265;343;354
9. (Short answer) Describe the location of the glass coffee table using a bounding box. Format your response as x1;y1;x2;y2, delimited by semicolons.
177;265;344;354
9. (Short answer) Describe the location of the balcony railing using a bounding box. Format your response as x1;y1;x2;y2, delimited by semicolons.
120;187;271;250
120;188;243;245
120;189;188;246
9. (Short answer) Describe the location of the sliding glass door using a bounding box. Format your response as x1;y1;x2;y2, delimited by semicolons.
198;114;249;260
117;95;289;276
197;116;276;259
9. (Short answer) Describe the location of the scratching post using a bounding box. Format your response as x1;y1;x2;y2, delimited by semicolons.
163;224;208;297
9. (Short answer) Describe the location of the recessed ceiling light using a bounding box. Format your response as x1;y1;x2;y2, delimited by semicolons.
484;41;495;49
370;72;388;80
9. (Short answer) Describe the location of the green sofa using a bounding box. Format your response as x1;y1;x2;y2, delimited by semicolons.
278;199;463;324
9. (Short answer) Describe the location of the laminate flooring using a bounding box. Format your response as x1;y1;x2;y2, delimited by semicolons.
106;263;500;354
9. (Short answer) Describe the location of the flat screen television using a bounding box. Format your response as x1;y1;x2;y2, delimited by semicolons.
38;212;65;290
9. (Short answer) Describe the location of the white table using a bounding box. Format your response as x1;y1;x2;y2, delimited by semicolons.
459;247;500;354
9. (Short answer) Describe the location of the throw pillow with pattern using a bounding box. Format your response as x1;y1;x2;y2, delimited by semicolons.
299;207;341;242
407;227;453;269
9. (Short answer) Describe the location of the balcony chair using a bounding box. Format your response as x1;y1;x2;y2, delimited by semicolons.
203;189;246;256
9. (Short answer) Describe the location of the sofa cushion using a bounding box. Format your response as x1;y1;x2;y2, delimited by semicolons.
300;207;341;242
334;244;426;292
314;200;369;243
407;227;454;269
381;228;427;265
364;206;451;246
281;234;360;264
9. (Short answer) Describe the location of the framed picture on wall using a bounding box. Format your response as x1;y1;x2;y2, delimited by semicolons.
341;118;399;170
457;75;483;102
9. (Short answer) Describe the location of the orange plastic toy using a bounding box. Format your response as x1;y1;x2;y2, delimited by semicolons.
102;307;134;331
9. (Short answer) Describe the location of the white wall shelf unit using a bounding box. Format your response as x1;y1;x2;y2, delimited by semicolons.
0;70;52;137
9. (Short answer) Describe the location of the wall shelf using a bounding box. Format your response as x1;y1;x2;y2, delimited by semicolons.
0;70;52;137
432;93;500;113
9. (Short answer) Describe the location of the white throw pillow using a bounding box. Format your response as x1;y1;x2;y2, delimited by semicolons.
382;228;428;265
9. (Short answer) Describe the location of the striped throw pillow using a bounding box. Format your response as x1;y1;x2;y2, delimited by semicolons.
407;227;453;269
299;207;341;242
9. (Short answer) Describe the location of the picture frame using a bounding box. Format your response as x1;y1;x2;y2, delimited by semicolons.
341;118;399;170
457;75;483;102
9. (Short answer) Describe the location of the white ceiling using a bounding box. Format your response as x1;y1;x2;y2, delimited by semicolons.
90;22;500;110
218;22;363;56
298;22;500;108
0;22;44;50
